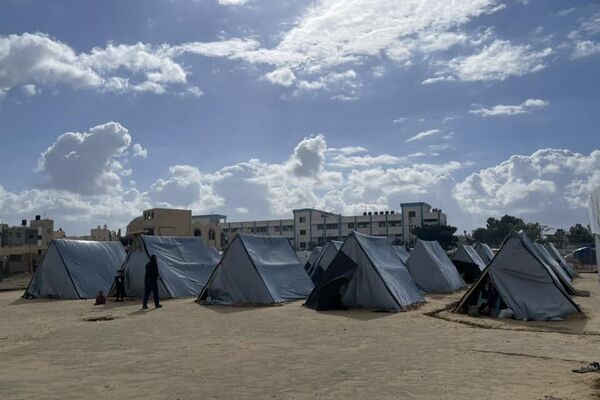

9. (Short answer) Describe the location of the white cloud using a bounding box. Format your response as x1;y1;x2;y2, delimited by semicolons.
168;38;260;58
572;40;600;59
186;86;204;97
0;33;258;99
334;146;368;155
406;129;442;142
288;134;328;178
232;0;503;95
421;76;456;85
329;154;405;168
264;68;296;87
568;12;600;40
149;165;224;210
217;0;250;5
454;149;600;226
37;122;137;195
470;98;549;117
445;40;552;81
21;84;38;96
132;143;148;159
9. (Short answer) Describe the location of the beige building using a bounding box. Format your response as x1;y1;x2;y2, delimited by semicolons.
191;214;226;248
126;208;192;238
0;215;58;274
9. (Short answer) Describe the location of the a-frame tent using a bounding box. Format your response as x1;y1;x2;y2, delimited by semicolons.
406;240;465;293
393;245;410;264
308;240;342;284
454;231;581;321
305;232;424;312
115;235;220;299
451;244;487;283
304;246;323;271
544;242;577;279
198;234;314;305
534;243;573;286
473;241;495;264
24;239;125;299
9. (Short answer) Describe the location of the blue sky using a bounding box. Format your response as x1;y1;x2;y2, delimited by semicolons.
1;0;600;235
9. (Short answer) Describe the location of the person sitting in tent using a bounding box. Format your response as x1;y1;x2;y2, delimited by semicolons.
143;255;162;310
94;290;106;305
114;270;126;302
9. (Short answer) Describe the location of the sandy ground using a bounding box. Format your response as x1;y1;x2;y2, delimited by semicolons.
0;275;599;400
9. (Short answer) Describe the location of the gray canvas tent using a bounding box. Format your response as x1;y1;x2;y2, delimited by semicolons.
117;235;220;299
25;239;125;299
304;246;323;271
544;242;576;279
535;243;572;285
305;232;424;312
198;234;314;305
451;244;487;283
308;240;343;284
474;241;495;264
393;245;410;264
406;240;466;293
296;250;310;266
454;230;581;321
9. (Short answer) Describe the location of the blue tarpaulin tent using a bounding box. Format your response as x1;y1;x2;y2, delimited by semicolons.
25;239;125;299
198;234;314;305
118;235;220;299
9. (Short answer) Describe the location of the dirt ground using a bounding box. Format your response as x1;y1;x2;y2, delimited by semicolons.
0;275;599;400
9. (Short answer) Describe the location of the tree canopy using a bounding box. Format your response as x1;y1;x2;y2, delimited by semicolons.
411;224;458;249
472;215;542;247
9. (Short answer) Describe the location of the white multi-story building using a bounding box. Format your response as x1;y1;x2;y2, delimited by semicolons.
219;202;447;250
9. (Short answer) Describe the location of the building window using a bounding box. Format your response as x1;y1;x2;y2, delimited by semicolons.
326;223;338;230
424;218;438;222
283;225;294;232
378;222;386;228
194;229;202;237
299;229;306;235
347;223;355;229
357;222;369;229
409;211;416;218
299;217;306;223
208;230;216;241
256;227;267;233
299;242;306;249
273;226;280;232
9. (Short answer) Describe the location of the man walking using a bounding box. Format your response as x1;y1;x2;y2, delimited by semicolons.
143;254;162;310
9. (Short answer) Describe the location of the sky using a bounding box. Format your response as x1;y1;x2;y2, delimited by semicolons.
1;0;600;235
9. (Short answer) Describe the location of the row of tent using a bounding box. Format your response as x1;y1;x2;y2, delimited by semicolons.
24;232;467;308
23;230;584;321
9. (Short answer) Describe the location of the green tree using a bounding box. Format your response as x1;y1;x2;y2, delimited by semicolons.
547;228;567;247
471;215;542;247
411;224;458;249
567;224;593;245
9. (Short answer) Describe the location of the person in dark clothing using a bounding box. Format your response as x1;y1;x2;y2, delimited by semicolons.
114;270;126;302
143;254;162;309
